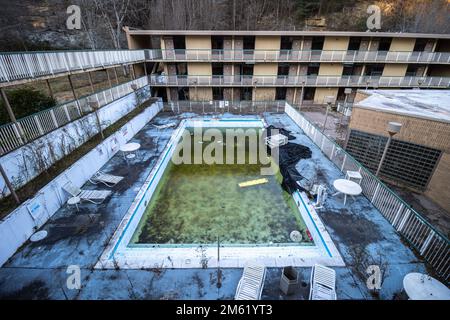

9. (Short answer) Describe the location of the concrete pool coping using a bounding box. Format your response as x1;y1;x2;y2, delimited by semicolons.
96;117;344;269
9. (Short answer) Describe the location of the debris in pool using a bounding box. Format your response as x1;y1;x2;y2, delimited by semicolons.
185;259;191;265
238;178;268;188
290;230;303;242
198;141;204;144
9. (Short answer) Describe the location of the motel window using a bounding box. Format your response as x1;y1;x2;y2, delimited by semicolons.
303;87;316;101
413;39;428;52
311;37;324;50
278;63;290;76
378;38;392;51
173;36;186;50
211;36;224;50
241;87;253;100
348;38;361;51
280;36;293;50
212;87;224;100
275;87;287;100
212;63;224;76
307;63;320;76
243;36;255;50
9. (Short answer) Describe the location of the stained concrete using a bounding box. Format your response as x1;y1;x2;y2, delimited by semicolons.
0;109;429;300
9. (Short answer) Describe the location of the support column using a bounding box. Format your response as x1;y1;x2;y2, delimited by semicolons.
0;88;18;123
131;64;136;79
1;88;26;143
105;69;114;99
0;154;20;204
46;79;54;99
68;75;82;115
113;67;120;85
87;72;95;93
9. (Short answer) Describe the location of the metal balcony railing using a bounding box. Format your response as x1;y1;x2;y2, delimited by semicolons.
0;50;145;84
145;49;450;64
149;74;450;88
285;103;450;283
0;76;149;154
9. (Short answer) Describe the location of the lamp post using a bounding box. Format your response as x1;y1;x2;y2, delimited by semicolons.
322;95;334;133
376;122;402;177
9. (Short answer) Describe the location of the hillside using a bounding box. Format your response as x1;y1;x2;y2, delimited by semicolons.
0;0;449;51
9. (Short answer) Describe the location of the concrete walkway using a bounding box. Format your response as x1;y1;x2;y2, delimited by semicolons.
0;110;427;300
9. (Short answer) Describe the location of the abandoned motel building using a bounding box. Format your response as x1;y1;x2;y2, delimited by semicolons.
0;29;449;300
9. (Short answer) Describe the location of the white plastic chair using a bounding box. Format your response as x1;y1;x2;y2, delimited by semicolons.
62;181;111;204
235;264;267;300
309;264;337;300
89;171;124;187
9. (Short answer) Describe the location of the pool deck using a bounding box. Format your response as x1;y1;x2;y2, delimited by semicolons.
0;110;426;300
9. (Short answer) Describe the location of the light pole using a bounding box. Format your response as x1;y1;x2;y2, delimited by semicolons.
322;95;334;133
376;122;402;177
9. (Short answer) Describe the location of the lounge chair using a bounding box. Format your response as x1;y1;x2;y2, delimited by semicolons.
89;171;124;187
235;264;266;300
309;264;337;300
62;181;111;204
152;122;176;130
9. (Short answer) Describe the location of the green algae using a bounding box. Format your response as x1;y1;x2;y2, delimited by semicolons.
130;128;312;246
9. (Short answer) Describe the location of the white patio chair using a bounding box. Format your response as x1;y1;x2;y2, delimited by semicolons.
89;171;124;187
235;264;267;300
309;264;337;300
62;181;111;205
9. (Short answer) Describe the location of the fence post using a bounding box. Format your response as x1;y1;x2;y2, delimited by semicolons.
34;115;45;135
420;231;435;255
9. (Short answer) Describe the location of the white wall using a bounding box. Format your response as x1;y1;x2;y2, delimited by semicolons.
0;100;162;267
0;86;151;199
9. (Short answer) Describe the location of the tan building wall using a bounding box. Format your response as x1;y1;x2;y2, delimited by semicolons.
190;87;213;100
349;105;450;212
314;88;339;104
185;35;211;49
382;64;408;77
425;152;450;212
318;63;344;76
389;38;416;51
253;88;276;101
187;63;212;75
255;36;281;50
323;37;349;50
253;63;278;76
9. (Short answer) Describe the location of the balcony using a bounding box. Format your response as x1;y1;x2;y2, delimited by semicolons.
149;74;450;88
0;50;146;86
146;49;450;64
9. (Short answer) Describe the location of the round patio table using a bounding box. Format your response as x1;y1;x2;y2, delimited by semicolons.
119;143;141;161
333;179;362;205
403;273;450;300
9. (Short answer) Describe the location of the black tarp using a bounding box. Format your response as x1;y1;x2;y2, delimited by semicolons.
266;126;312;194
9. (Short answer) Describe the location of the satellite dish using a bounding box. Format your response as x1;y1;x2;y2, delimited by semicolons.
290;230;303;242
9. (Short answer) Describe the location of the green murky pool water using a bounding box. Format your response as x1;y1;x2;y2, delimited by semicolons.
131;127;312;246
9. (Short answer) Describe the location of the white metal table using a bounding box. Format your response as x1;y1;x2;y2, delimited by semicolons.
67;196;81;211
333;179;362;205
403;273;450;300
119;142;141;161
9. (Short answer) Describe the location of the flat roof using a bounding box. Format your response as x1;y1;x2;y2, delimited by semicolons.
355;90;450;123
124;28;450;39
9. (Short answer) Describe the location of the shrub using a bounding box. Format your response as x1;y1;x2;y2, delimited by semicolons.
0;88;56;124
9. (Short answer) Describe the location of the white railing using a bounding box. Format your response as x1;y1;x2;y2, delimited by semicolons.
150;74;450;88
146;49;450;64
0;50;145;83
285;102;450;283
0;76;149;154
162;100;286;114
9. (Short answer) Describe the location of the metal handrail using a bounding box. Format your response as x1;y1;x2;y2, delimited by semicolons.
285;102;449;282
